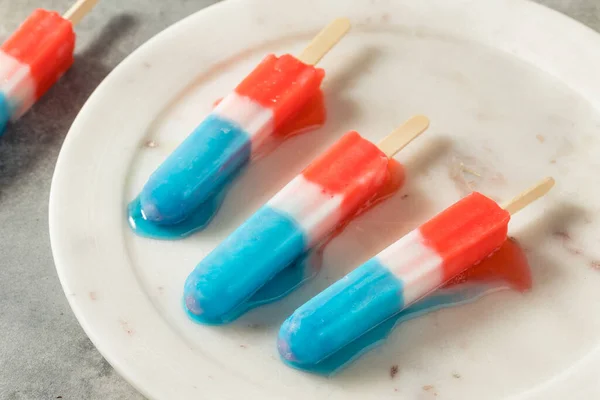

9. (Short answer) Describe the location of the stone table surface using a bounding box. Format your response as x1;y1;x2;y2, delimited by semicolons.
0;0;598;399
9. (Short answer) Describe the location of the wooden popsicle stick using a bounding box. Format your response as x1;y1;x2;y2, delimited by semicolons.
297;18;351;65
501;177;555;215
63;0;99;25
376;115;430;158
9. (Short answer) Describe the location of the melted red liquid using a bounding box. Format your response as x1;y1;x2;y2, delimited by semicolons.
443;238;532;292
274;90;326;139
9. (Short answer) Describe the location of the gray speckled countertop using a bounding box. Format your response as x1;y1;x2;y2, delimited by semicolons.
0;1;598;399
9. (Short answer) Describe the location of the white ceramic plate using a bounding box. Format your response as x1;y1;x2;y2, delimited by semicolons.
50;0;600;398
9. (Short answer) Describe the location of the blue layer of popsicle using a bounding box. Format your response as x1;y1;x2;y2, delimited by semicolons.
278;238;532;375
278;259;404;365
282;283;499;375
0;93;11;134
128;168;238;239
183;206;307;324
137;114;251;226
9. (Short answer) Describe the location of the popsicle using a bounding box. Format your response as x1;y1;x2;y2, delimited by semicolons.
0;0;99;134
183;116;431;324
136;18;351;227
278;178;555;366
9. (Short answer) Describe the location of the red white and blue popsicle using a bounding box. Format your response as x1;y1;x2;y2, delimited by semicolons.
136;18;351;227
278;177;555;366
0;0;99;134
183;116;431;324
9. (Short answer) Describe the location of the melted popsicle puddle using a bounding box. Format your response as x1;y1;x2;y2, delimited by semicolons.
283;238;532;375
128;92;326;239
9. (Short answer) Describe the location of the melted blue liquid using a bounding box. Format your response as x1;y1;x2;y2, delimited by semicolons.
282;283;501;375
128;181;230;240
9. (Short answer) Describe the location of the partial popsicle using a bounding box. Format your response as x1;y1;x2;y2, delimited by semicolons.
183;116;431;324
137;19;351;227
278;178;555;366
0;0;99;133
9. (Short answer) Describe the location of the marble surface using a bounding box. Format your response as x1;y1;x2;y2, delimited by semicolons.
0;0;597;399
